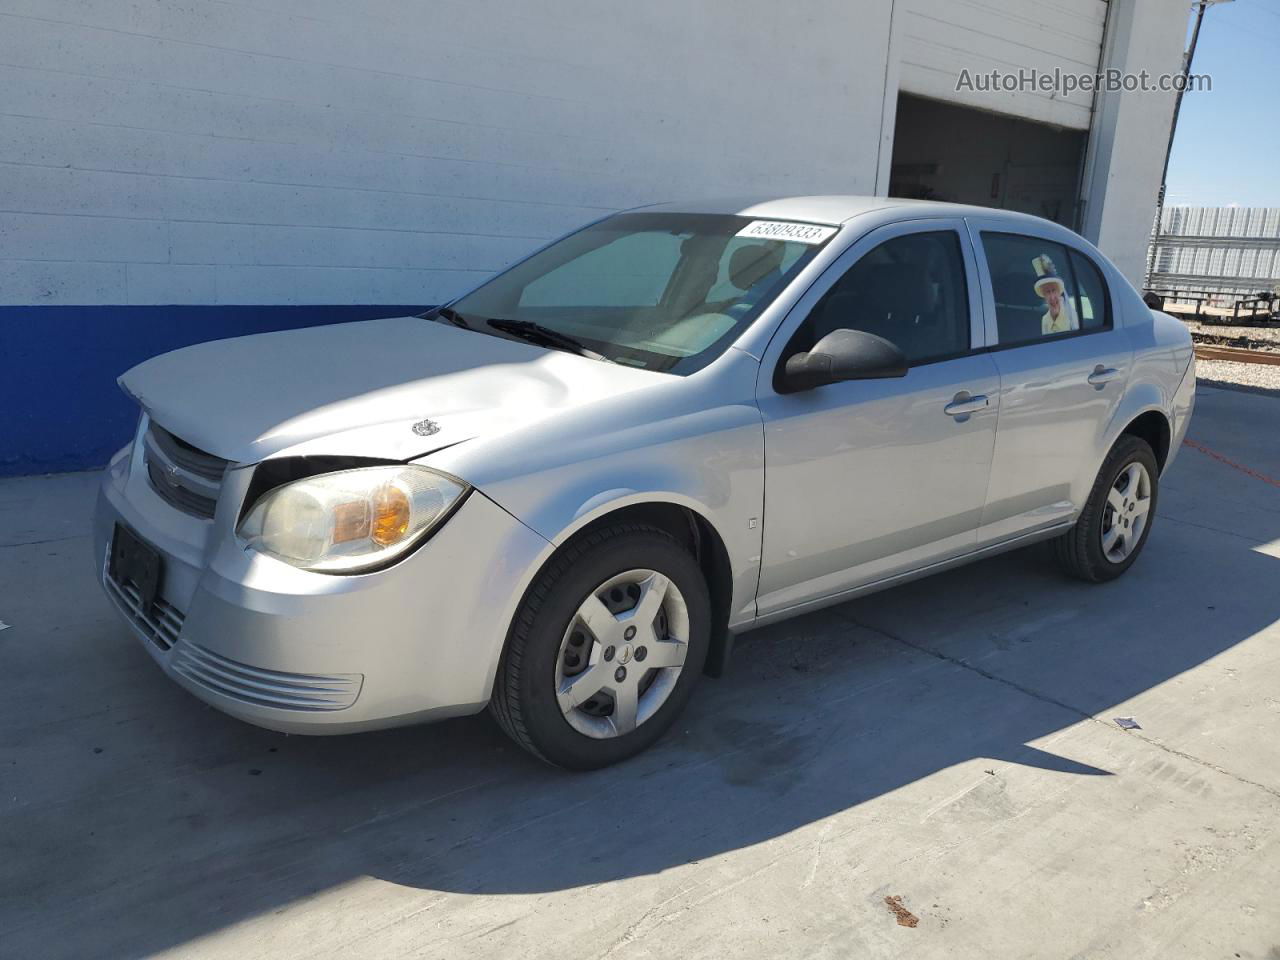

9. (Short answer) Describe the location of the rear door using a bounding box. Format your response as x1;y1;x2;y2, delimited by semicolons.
967;220;1133;544
754;218;1000;618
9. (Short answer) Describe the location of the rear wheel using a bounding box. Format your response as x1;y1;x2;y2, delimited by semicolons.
490;523;710;769
1051;434;1159;582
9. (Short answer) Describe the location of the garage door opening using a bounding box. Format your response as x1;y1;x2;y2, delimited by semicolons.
889;93;1087;228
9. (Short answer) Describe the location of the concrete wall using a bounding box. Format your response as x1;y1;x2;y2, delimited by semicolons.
0;0;893;474
1079;0;1189;286
0;0;890;310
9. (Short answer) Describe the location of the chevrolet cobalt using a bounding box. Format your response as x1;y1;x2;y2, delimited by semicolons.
97;197;1195;768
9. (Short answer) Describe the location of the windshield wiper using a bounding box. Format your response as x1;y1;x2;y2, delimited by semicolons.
485;318;610;362
418;305;470;329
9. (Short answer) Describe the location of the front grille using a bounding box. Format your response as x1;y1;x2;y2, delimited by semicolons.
170;641;363;712
143;423;228;519
103;556;186;651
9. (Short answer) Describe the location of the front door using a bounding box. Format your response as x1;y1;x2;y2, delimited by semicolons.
755;220;1000;618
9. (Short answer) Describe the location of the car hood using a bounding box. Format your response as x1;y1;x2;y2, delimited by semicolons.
120;315;666;465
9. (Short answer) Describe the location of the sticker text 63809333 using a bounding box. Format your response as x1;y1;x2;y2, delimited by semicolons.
736;220;838;245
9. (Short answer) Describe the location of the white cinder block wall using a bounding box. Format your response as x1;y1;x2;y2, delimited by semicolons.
0;0;893;307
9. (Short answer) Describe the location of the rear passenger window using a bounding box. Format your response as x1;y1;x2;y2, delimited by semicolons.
795;231;970;366
981;232;1111;346
1067;249;1110;330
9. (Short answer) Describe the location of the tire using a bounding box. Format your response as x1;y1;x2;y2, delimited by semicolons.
489;523;711;769
1051;434;1159;582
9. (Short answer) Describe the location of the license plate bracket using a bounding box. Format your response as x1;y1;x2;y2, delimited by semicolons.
109;523;163;613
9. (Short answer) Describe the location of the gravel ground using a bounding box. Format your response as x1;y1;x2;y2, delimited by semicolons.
1196;357;1280;392
1173;319;1280;391
1184;319;1280;351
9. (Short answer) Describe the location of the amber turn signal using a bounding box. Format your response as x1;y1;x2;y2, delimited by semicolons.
371;485;412;546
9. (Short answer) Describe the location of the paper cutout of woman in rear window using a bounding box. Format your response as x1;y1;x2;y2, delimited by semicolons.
1032;254;1078;335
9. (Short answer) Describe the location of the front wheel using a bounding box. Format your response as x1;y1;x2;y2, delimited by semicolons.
489;523;711;769
1051;434;1159;582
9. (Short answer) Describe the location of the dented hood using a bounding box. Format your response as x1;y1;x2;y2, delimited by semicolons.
119;315;664;465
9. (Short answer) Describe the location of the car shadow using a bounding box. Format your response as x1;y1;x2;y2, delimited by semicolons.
4;446;1280;959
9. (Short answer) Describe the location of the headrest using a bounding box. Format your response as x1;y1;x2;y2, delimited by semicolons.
729;244;784;291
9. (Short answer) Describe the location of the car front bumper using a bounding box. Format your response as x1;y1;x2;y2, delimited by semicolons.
94;438;551;734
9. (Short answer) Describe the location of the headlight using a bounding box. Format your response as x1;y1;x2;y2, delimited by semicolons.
237;465;467;573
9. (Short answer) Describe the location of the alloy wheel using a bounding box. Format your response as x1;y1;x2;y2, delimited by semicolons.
1101;461;1152;563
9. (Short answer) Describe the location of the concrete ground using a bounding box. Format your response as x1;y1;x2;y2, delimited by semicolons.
3;384;1280;960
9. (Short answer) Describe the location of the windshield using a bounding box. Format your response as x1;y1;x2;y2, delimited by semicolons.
446;212;835;373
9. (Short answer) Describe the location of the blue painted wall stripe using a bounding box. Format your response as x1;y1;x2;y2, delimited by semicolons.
0;304;425;477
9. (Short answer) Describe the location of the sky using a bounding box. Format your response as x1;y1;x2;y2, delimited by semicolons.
1163;0;1280;208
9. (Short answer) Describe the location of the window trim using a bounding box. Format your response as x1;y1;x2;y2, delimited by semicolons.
1064;245;1113;334
969;227;1115;353
761;217;986;395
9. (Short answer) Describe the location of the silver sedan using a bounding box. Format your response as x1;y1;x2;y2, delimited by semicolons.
95;196;1195;768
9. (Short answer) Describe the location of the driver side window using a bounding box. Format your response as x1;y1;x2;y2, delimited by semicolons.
792;231;971;366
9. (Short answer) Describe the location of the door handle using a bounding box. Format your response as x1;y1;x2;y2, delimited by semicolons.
944;392;989;417
1087;365;1120;387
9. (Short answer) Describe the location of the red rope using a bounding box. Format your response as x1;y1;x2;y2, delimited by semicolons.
1182;437;1280;490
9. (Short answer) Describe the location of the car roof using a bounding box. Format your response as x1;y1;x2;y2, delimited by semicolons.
635;194;1068;232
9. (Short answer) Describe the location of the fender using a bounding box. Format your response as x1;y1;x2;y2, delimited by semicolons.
470;458;762;632
551;487;730;546
423;350;769;635
1078;381;1171;502
1102;381;1169;452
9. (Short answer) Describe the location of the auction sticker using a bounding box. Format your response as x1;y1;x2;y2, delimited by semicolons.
736;220;838;245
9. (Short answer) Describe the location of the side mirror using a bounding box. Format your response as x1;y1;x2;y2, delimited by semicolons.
780;328;908;392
